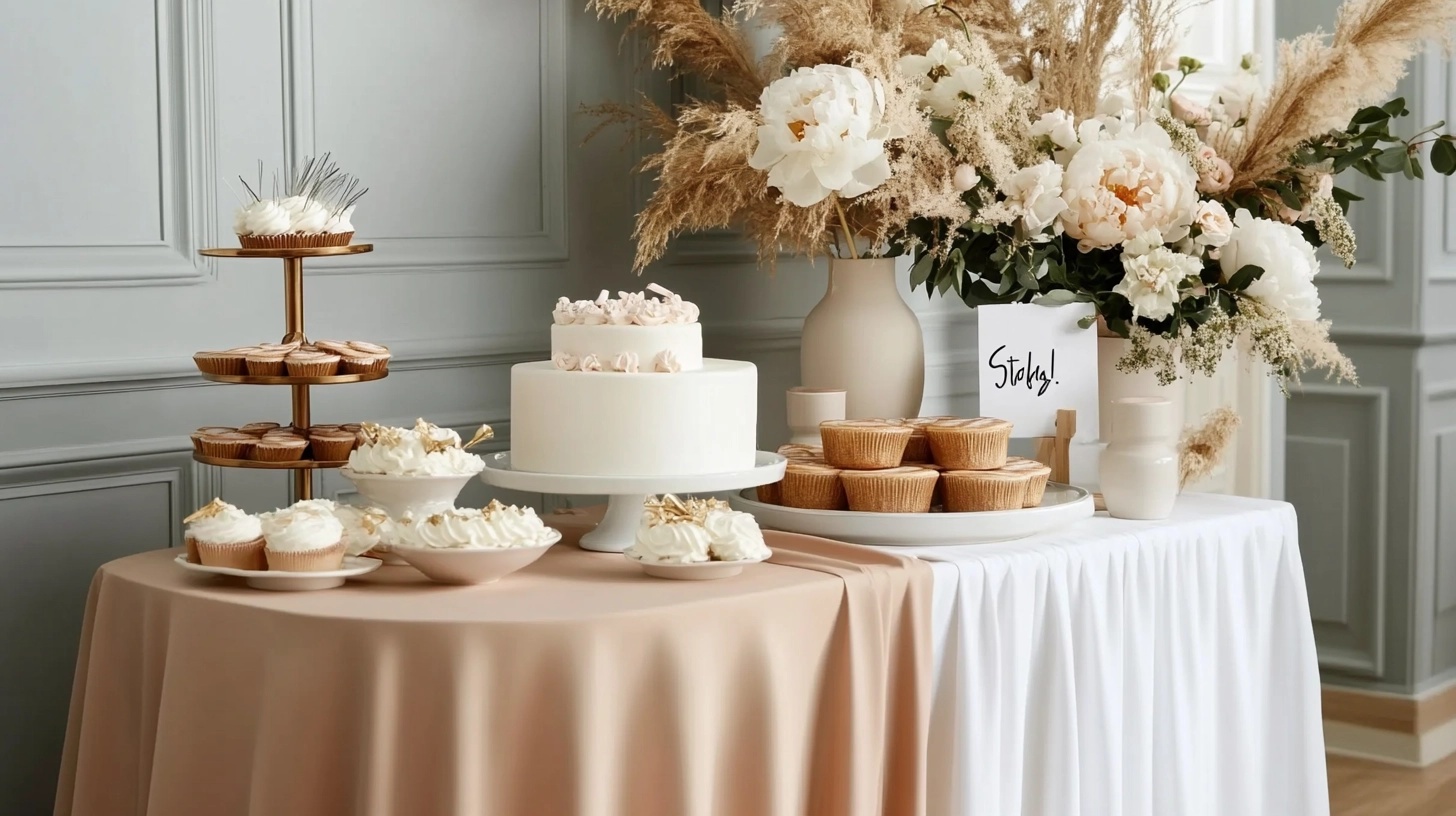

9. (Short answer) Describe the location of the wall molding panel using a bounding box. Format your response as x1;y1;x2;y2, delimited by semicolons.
0;0;217;289
282;0;569;274
0;461;187;549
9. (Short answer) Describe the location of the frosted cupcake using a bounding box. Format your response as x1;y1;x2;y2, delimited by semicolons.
627;495;770;564
184;498;265;569
393;501;556;550
232;154;365;248
261;503;346;571
347;419;489;477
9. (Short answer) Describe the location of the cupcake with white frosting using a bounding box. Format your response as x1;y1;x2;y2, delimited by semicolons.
261;502;346;571
184;498;266;570
232;153;366;249
627;495;770;564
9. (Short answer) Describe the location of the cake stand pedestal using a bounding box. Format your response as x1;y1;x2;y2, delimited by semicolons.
480;451;787;553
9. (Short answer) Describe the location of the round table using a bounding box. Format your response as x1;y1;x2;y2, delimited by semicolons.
55;527;932;816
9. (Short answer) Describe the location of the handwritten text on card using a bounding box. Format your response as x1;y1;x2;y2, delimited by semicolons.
977;303;1098;438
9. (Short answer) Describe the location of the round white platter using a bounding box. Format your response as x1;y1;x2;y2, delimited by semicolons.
729;483;1095;547
175;554;382;591
626;551;770;581
481;451;787;553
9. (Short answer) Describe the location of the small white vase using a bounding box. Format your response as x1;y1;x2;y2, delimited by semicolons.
1097;334;1186;442
1099;397;1179;520
786;387;846;446
800;257;925;420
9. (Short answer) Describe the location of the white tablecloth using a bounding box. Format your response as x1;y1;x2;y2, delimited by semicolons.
897;493;1329;816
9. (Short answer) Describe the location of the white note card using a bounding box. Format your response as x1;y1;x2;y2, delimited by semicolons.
977;302;1099;439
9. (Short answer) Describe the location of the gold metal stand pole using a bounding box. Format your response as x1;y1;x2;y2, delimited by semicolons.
283;257;312;500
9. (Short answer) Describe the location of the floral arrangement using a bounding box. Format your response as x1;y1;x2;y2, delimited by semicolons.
588;0;1456;387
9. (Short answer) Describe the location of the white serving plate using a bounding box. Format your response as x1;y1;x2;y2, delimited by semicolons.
391;530;562;585
175;554;382;591
729;483;1094;547
625;551;770;580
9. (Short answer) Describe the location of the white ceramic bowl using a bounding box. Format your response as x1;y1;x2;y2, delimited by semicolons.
392;529;562;585
339;469;477;518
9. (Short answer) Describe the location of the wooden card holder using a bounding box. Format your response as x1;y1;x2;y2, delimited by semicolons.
1031;408;1106;510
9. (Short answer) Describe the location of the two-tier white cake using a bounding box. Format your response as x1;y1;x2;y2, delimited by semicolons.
509;285;758;477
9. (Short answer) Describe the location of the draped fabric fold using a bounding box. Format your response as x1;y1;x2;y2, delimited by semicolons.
55;531;932;816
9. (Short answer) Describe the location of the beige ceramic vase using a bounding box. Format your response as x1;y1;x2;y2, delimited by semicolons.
799;257;925;420
1096;321;1186;441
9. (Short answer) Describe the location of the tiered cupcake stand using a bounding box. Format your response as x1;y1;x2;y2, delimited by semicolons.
195;244;380;501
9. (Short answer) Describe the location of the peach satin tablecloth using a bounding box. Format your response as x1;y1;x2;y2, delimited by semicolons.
55;530;932;816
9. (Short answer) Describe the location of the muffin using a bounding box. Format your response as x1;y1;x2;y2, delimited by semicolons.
926;417;1013;470
198;432;257;460
348;340;390;357
756;481;783;505
889;419;936;463
191;426;236;453
839;466;939;513
313;340;355;356
238;422;281;437
780;461;847;510
185;498;266;569
941;470;1032;512
1001;457;1053;507
309;430;357;462
245;351;288;376
341;352;388;375
262;504;347;571
819;420;913;470
776;443;824;463
192;351;247;376
285;352;341;377
252;436;309;462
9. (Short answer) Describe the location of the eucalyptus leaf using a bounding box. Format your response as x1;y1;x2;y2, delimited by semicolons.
1034;289;1080;306
1226;264;1265;291
910;253;935;289
1375;146;1409;173
1432;138;1456;175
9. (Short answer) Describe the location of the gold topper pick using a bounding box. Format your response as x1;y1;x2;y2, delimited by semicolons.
183;497;230;524
464;424;495;449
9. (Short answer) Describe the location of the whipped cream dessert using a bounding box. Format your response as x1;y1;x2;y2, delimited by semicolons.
334;504;392;556
392;500;556;550
347;419;490;476
184;498;262;545
261;502;345;553
627;495;770;564
232;153;365;237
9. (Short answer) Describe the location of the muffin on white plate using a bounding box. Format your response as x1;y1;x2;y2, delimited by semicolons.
184;498;265;570
261;502;346;572
626;494;771;565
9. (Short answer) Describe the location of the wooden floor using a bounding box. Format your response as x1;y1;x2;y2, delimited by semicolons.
1328;752;1456;815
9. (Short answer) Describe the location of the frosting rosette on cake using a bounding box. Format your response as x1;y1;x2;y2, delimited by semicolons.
627;494;770;564
347;418;489;476
551;283;698;326
393;500;555;550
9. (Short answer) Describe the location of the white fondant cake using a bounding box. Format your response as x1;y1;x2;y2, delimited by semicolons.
509;360;758;476
551;323;703;372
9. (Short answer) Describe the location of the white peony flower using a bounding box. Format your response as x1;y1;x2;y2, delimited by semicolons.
749;65;893;207
953;164;981;192
1219;209;1322;321
1192;201;1233;249
1000;161;1068;234
1030;109;1079;152
1059;123;1199;252
899;39;970;118
1211;70;1263;123
1114;242;1203;321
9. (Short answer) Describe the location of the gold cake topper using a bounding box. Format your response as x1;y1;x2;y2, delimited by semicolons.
183;497;230;524
464;424;495;449
642;494;729;526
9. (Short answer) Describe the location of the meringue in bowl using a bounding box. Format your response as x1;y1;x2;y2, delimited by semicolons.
624;494;772;580
340;418;491;516
390;501;561;585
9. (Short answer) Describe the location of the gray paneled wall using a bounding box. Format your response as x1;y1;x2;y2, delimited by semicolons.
0;2;975;813
1277;0;1456;694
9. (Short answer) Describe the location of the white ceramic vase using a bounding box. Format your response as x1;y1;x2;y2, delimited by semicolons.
785;387;846;446
800;257;925;420
1096;333;1186;442
1099;397;1179;520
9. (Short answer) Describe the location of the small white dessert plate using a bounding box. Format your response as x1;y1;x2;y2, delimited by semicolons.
391;529;562;585
729;483;1095;547
626;552;771;581
175;554;382;591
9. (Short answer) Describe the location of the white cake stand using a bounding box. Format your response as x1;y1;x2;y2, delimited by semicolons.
480;451;787;553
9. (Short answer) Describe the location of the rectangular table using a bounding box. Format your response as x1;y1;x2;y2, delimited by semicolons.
895;493;1330;816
